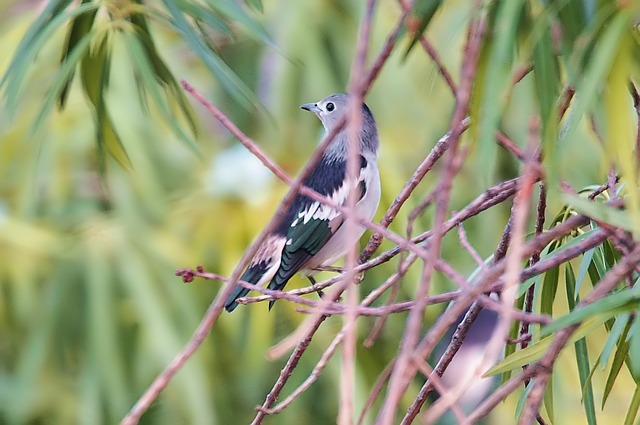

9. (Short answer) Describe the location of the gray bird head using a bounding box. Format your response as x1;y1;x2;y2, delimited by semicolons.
301;93;379;159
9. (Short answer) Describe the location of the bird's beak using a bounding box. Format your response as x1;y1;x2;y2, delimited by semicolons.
300;102;320;114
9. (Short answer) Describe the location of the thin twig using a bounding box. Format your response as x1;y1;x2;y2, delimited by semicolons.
251;316;329;425
340;0;377;421
520;182;546;351
457;221;486;268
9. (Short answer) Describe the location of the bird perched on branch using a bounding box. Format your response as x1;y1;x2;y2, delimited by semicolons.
224;93;381;312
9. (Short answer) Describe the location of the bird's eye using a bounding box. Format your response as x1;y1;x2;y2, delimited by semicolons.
326;102;335;112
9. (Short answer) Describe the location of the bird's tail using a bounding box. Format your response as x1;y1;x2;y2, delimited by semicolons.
224;285;251;312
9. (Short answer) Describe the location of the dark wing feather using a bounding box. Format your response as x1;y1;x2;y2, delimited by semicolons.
225;235;286;312
224;262;270;312
269;214;334;292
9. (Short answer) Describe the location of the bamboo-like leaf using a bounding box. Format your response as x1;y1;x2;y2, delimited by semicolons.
544;380;554;424
403;0;444;56
244;0;263;13
515;380;535;420
475;0;525;182
582;353;601;404
202;0;274;46
502;293;526;384
588;247;605;287
566;263;596;425
80;31;132;171
628;312;640;380
486;315;607;376
121;30;199;154
1;2;98;112
517;237;560;298
541;264;559;316
560;10;629;148
32;31;95;132
130;19;199;138
603;323;631;407
86;239;128;419
556;0;589;52
518;274;542;298
532;14;560;182
542;289;639;336
178;1;233;37
519;218;601;298
603;28;640;237
564;194;635;232
602;239;622;266
601;313;632;369
58;0;98;108
575;247;596;297
161;0;260;110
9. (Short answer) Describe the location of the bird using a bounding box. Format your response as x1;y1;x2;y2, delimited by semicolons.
224;93;380;312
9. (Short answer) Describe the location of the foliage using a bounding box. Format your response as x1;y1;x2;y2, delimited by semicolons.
2;0;640;424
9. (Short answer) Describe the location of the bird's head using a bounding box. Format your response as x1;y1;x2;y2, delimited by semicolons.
300;93;350;132
300;93;378;157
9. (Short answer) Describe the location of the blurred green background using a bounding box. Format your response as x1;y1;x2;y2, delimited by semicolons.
0;0;634;424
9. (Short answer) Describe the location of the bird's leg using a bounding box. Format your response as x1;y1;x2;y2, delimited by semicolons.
308;276;325;299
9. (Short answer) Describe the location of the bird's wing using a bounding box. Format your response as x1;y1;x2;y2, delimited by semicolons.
224;234;285;312
267;155;369;294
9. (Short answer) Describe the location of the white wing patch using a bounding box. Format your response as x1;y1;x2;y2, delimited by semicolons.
291;167;369;229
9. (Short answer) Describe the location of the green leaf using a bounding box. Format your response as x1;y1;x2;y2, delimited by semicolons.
79;30;132;172
603;29;640;238
120;30;200;154
58;0;98;108
541;264;559;316
244;0;263;12
403;0;444;56
86;241;128;418
202;0;274;47
161;0;260;111
32;30;95;132
130;20;199;137
559;10;629;150
502;293;526;384
515;380;534;420
542;290;639;337
563;194;635;232
475;0;526;183
588;249;605;288
181;2;234;36
575;247;596;297
566;263;596;425
601;313;632;369
544;379;554;424
487;314;612;376
1;2;98;112
532;14;560;182
519;222;601;298
628;313;640;380
602;316;632;407
603;239;622;267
